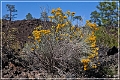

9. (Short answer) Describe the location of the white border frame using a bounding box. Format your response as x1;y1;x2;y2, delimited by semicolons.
118;1;120;79
1;1;119;80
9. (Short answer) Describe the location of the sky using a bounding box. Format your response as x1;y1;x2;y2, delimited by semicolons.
1;1;100;25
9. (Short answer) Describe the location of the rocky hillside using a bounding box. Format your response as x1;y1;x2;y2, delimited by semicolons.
1;19;119;79
2;19;55;47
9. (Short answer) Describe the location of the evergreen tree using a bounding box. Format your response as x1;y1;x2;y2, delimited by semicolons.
90;0;119;27
90;10;101;26
4;4;17;21
26;13;33;20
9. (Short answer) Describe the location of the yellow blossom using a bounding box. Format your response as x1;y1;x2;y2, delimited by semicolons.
95;27;99;30
93;23;97;27
65;21;69;25
86;20;90;23
92;49;97;54
81;58;90;71
91;31;94;35
95;52;98;55
92;64;97;68
91;43;96;47
38;39;41;42
40;29;51;34
61;24;65;28
95;47;99;50
59;15;64;20
60;34;65;36
71;12;75;16
60;38;63;40
59;15;62;17
51;9;55;14
81;58;90;63
56;24;61;32
65;33;69;37
36;46;39;49
57;7;62;11
44;30;51;34
57;24;61;28
84;67;87;70
80;33;83;38
34;42;36;44
63;16;67;19
71;26;75;30
91;24;96;28
88;54;95;59
98;62;100;64
76;27;80;31
88;36;96;41
66;10;70;16
28;36;31;38
31;48;34;51
56;29;59;32
73;32;76;35
56;37;59;40
35;36;40;40
55;11;61;16
88;23;93;28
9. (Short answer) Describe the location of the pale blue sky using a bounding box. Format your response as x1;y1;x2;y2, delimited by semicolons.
1;1;100;25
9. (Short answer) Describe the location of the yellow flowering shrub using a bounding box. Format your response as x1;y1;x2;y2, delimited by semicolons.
27;8;99;71
81;58;91;70
32;28;51;42
80;20;99;70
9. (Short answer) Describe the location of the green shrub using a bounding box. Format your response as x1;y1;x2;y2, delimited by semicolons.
95;26;118;48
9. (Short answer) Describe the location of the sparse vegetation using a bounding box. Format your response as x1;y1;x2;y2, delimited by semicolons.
1;1;119;79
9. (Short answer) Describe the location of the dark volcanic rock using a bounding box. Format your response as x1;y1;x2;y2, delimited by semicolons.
2;19;56;46
107;46;118;56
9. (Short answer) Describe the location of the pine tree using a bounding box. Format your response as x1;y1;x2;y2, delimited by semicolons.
90;10;101;26
26;13;33;20
90;0;119;27
3;4;17;21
